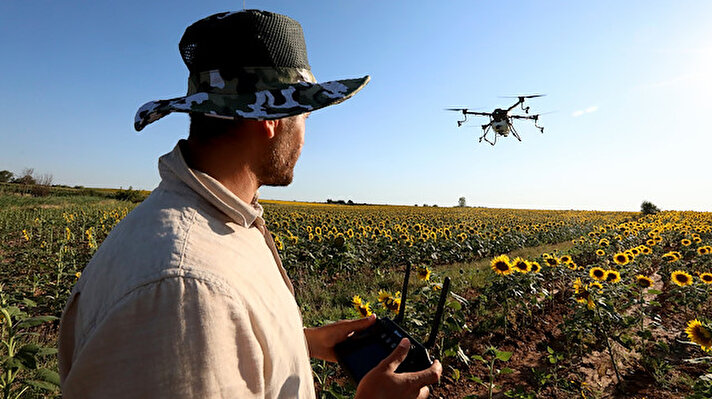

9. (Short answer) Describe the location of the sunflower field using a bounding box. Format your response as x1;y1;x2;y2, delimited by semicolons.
1;193;711;398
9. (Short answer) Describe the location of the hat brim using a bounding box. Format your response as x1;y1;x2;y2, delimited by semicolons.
134;76;369;131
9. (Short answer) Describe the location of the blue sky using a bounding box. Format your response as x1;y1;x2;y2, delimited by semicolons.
1;1;711;211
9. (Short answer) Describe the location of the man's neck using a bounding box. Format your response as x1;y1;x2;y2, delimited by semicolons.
179;139;259;204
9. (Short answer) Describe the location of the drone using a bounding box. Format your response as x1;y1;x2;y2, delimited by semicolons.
447;94;546;146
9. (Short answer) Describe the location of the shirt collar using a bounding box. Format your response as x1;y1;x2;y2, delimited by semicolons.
158;141;263;228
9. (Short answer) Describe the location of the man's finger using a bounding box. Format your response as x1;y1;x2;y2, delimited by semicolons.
335;314;377;338
381;338;410;371
416;386;430;399
402;360;442;386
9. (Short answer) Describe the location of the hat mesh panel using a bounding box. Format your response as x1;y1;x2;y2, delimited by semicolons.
179;10;310;73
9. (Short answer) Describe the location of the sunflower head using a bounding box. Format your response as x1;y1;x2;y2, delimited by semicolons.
545;257;560;267
685;319;712;352
605;270;621;283
530;262;541;273
596;249;606;256
356;302;372;317
512;257;531;273
590;267;606;281
491;255;513;276
613;253;630;266
662;251;681;263
589;281;604;293
635;275;653;289
560;255;573;264
700;273;712;284
671;270;693;287
698;246;710;256
417;266;432;281
681;239;692;247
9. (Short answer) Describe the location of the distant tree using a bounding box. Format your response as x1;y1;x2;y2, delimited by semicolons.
0;170;13;183
458;197;466;207
14;168;36;185
31;173;53;196
347;199;354;205
641;201;660;215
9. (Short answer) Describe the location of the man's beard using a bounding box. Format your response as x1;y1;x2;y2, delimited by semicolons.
257;121;301;187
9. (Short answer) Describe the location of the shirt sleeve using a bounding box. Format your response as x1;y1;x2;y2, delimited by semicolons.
61;276;265;399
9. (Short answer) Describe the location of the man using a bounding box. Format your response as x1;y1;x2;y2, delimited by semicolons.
58;9;441;399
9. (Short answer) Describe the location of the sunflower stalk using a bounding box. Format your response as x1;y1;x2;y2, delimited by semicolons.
595;306;623;386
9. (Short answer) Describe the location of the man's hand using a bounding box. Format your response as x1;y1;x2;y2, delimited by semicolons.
304;315;377;362
355;338;442;399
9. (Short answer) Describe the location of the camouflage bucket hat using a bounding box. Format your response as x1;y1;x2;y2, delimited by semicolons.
134;10;370;131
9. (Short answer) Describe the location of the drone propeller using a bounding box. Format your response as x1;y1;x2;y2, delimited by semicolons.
500;94;546;99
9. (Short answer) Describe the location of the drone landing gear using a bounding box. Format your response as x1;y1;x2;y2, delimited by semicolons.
479;124;497;146
509;123;522;142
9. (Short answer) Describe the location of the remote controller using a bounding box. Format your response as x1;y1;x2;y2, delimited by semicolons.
335;264;451;383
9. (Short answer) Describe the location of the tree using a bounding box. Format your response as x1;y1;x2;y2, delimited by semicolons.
458;197;467;207
13;168;36;185
0;170;13;183
641;201;660;215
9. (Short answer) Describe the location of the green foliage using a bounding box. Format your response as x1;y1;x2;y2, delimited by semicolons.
641;200;660;215
0;172;13;184
0;286;60;399
112;187;148;203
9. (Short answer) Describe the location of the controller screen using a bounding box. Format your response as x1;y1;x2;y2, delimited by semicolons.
342;341;390;381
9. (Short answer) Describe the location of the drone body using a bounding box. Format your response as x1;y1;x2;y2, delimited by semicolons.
447;95;546;146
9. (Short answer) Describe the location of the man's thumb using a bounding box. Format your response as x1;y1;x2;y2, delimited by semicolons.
381;338;411;372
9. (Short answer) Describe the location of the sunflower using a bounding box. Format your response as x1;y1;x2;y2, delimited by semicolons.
545;256;560;267
589;281;604;293
699;273;712;284
685;319;712;352
530;262;541;273
629;248;640;257
559;255;573;264
590;267;607;281
613;252;630;266
356;302;372;317
662;251;681;263
646;239;656;246
640;246;652;255
512;257;531;273
491;255;513;275
605;270;621;284
595;249;606;256
417;266;432;281
635;275;653;289
567;262;578;271
378;290;391;303
671;270;693;287
573;278;595;310
352;295;364;308
681;239;692;247
698;246;710;256
378;291;402;313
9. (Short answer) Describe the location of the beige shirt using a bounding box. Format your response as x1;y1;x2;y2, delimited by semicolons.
58;142;315;399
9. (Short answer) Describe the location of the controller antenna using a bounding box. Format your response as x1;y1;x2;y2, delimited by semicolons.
425;277;451;349
394;262;411;324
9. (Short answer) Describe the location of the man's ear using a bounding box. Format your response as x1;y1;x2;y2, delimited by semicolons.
242;119;279;139
262;119;279;139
